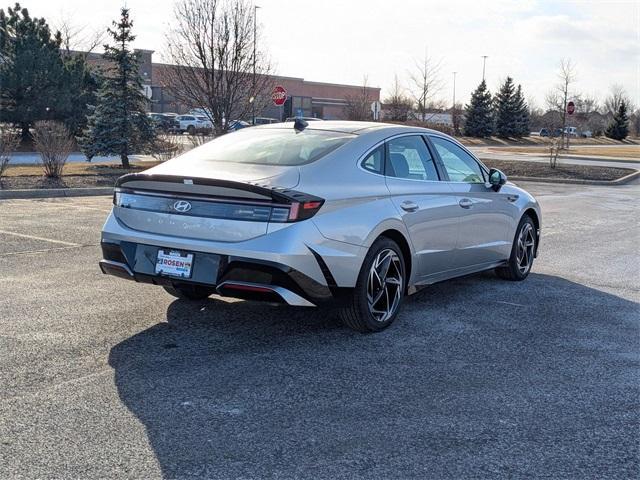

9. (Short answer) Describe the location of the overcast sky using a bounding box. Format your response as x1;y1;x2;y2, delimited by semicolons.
21;0;640;108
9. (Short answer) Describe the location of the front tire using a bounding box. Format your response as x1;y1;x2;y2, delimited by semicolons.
163;285;215;300
339;237;405;333
495;215;537;281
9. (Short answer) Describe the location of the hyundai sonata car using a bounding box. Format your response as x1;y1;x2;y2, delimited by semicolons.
100;121;541;332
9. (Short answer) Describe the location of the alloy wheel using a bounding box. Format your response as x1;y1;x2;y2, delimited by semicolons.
516;223;536;275
366;249;403;322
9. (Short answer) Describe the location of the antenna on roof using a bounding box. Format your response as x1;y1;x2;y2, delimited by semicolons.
293;118;308;132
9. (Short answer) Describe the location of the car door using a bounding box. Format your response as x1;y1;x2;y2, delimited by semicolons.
383;134;460;280
428;135;513;268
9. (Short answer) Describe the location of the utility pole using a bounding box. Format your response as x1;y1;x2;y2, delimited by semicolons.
252;5;260;125
452;71;458;135
481;55;488;81
452;71;457;109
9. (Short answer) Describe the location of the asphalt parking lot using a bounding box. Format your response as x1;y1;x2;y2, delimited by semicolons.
1;181;638;479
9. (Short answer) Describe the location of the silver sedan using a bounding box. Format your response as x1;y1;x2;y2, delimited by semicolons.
100;121;541;332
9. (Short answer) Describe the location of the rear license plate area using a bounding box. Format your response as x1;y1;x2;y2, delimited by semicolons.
155;249;194;278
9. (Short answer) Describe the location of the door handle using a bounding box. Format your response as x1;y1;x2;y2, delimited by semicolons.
458;198;473;209
400;201;419;212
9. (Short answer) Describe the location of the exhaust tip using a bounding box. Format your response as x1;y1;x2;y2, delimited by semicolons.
217;281;315;307
99;260;134;280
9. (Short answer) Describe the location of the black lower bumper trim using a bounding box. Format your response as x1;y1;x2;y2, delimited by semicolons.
100;241;349;306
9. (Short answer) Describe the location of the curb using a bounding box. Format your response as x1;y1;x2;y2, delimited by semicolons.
0;187;113;200
510;169;640;186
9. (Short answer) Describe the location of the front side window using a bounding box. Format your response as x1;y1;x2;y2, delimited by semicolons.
386;136;439;181
176;128;355;166
430;136;485;183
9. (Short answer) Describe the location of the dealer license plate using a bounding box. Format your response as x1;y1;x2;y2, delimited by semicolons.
155;249;194;278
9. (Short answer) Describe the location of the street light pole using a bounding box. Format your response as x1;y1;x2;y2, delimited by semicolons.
452;71;457;109
481;55;488;82
452;71;458;135
252;5;260;125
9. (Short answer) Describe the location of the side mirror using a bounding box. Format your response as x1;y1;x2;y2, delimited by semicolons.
489;168;507;191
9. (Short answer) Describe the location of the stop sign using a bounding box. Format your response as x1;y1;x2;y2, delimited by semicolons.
271;85;287;106
567;101;575;115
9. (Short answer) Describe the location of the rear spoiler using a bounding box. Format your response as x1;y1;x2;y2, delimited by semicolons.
115;173;325;222
115;173;322;205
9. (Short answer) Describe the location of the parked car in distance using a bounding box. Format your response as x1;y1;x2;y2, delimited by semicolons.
174;115;212;135
253;117;279;125
148;113;179;133
581;130;593;138
196;116;214;131
533;128;550;137
100;121;541;332
228;120;250;131
285;117;323;122
564;127;578;137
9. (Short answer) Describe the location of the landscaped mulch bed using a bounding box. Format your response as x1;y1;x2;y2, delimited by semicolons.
0;163;157;190
0;174;122;190
0;159;635;190
487;160;634;182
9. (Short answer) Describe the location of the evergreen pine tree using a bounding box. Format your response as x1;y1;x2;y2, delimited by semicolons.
463;80;493;137
0;3;67;140
605;101;629;140
494;77;518;138
513;84;530;137
81;8;154;168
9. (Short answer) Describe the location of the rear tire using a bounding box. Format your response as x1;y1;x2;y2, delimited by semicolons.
339;237;405;333
163;285;215;300
495;215;536;281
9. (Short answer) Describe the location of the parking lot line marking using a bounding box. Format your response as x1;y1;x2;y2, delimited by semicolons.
0;229;80;247
496;300;526;307
4;244;98;256
33;200;112;212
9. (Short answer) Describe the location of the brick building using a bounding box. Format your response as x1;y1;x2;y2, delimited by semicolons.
84;49;380;121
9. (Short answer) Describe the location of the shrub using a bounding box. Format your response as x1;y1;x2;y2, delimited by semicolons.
32;121;74;178
186;134;215;149
0;125;20;181
152;134;185;162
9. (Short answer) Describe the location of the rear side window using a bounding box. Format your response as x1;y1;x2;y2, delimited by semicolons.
361;145;384;174
177;128;355;166
386;135;439;181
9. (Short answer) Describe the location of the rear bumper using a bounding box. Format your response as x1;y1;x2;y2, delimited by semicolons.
101;210;365;288
99;238;353;307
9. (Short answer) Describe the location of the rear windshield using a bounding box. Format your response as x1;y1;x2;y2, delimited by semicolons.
178;128;355;166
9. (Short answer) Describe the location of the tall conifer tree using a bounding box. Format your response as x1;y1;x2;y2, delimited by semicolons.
82;8;154;167
464;80;493;137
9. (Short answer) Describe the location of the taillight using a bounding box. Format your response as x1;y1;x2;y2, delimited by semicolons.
286;200;324;222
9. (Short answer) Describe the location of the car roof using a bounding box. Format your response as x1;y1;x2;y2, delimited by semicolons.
254;120;442;136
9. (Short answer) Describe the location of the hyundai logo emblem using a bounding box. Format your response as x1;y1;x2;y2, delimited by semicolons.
172;200;192;213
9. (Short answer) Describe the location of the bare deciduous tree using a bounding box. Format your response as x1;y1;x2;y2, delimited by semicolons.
408;50;443;121
55;15;105;56
164;0;273;134
544;58;576;148
604;84;633;116
32;121;74;178
344;76;376;121
0;125;19;180
383;75;413;121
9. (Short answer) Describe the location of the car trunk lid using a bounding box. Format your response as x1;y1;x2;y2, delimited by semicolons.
112;169;312;243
